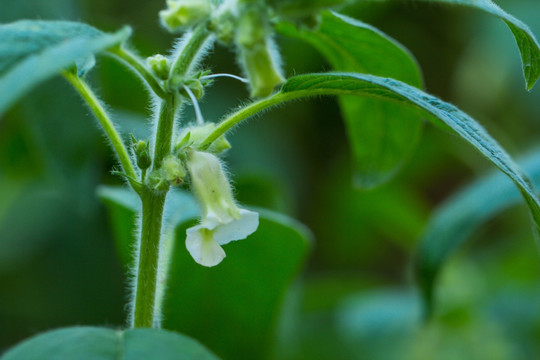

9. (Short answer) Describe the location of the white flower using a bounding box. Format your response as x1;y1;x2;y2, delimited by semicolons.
185;150;259;267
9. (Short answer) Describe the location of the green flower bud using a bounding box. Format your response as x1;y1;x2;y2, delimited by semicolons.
175;123;231;154
236;6;267;49
161;155;186;186
131;136;152;170
159;0;213;33
147;54;170;80
209;9;237;45
181;78;205;99
239;42;285;97
236;5;285;97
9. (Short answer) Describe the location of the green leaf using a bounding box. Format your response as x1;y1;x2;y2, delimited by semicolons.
415;147;540;317
214;71;540;255
1;327;219;360
407;0;540;90
163;209;311;360
0;20;131;115
98;187;312;360
275;72;540;234
278;12;423;188
270;0;350;18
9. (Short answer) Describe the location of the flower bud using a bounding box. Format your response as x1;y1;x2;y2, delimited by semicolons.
175;123;231;154
209;9;237;45
159;0;213;33
236;6;285;97
180;78;205;99
239;41;285;97
187;150;240;223
161;155;186;186
147;54;170;80
131;136;152;170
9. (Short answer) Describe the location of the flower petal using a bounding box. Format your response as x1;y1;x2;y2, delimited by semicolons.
186;225;226;267
187;150;241;224
213;209;259;245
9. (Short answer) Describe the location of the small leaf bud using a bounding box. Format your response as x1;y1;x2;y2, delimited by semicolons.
159;0;213;33
147;54;170;80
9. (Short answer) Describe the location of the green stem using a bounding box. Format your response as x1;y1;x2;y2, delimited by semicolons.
168;24;211;80
131;94;178;328
108;46;167;99
131;23;213;328
153;94;180;169
132;190;166;328
63;71;139;189
200;92;290;149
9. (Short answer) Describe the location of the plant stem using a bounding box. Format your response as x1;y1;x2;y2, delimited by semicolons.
168;24;211;80
63;71;139;189
200;93;289;149
131;24;212;328
153;94;180;169
131;94;178;328
133;190;166;328
108;46;167;99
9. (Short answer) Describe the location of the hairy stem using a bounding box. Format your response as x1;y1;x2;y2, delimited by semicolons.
168;24;211;80
108;46;167;99
200;92;290;149
131;23;213;326
63;71;139;189
153;94;180;169
132;190;166;328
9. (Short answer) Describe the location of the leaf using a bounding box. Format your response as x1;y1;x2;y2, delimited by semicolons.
98;186;312;360
403;0;540;90
163;209;311;360
0;20;131;115
1;327;219;360
269;0;349;18
278;12;423;188
215;71;540;255
415;147;540;317
276;72;540;231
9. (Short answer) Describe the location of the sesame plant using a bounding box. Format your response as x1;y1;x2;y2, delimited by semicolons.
1;0;540;359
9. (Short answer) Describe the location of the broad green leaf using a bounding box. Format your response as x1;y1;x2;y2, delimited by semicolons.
279;73;540;234
0;20;131;115
415;147;540;316
163;209;311;360
278;12;423;188
98;186;312;360
391;0;540;90
269;0;349;18
1;327;219;360
215;71;540;250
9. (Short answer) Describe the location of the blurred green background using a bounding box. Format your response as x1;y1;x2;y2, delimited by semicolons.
1;0;540;359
